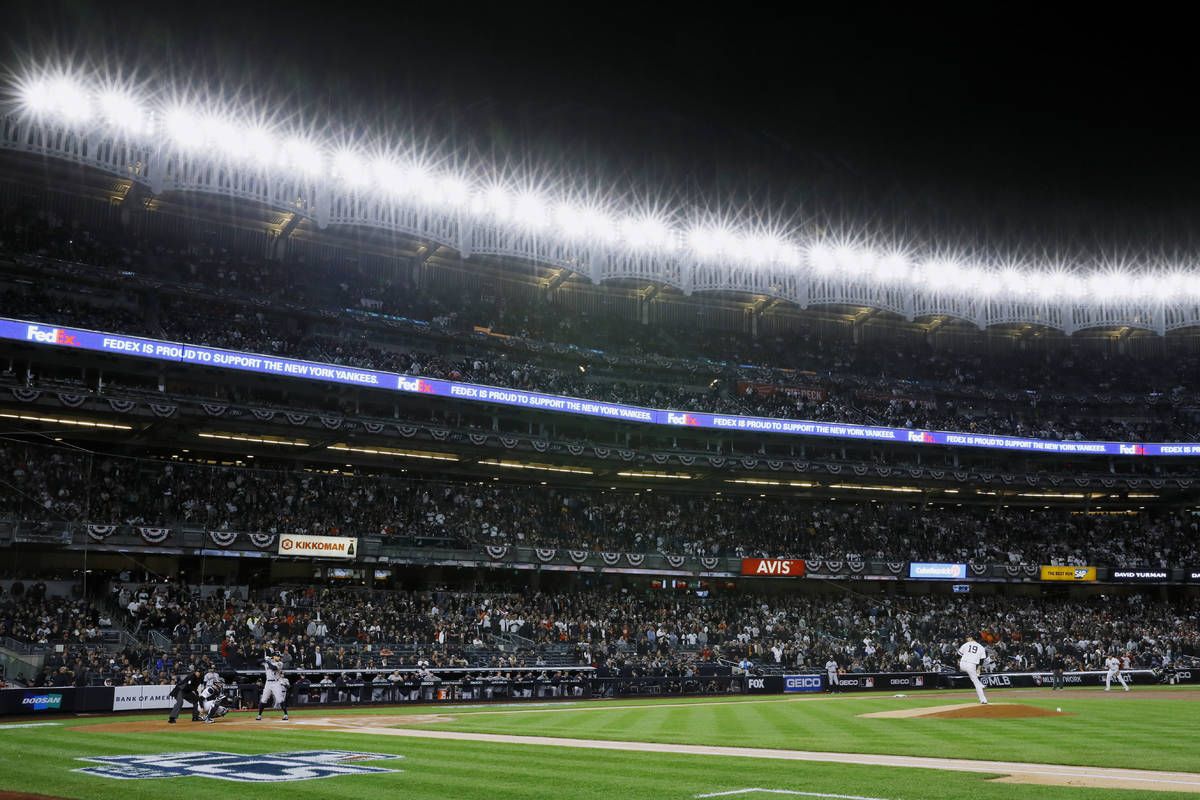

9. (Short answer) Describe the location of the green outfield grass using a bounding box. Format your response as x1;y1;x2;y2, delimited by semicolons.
0;687;1196;800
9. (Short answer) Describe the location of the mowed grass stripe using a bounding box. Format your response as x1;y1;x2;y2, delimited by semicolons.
9;724;1197;800
419;692;1200;772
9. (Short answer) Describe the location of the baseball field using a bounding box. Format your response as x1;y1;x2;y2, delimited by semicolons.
1;687;1198;799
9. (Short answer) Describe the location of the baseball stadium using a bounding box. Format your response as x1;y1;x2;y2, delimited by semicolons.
1;8;1199;800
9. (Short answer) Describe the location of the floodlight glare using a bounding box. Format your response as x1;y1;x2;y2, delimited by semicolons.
332;151;369;188
513;194;549;229
437;176;470;208
280;138;323;177
206;119;249;160
165;108;206;150
98;91;147;134
21;78;91;122
808;244;836;274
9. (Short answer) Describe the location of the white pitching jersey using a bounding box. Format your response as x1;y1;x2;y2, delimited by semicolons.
958;641;985;667
1105;656;1121;672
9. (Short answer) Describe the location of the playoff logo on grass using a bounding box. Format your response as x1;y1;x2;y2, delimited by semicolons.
75;750;403;783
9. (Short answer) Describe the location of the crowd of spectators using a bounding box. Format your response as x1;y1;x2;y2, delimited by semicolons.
3;580;1197;690
1;209;1198;443
2;440;1197;567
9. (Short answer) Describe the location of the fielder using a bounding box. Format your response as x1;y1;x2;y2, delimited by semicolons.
824;657;840;693
957;635;988;704
1104;654;1130;691
256;652;290;720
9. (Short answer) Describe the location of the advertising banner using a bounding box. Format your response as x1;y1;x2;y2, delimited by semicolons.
278;534;358;559
783;675;824;693
908;562;967;580
1040;566;1097;582
736;382;827;402
745;676;784;694
741;558;805;577
5;315;1199;457
1188;569;1200;582
827;672;942;692
1110;569;1170;582
112;685;185;711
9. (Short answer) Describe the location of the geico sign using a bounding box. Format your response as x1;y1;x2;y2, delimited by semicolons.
784;675;822;693
741;558;806;577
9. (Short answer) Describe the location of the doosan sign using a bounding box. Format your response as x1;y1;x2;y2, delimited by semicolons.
741;558;805;577
277;534;358;560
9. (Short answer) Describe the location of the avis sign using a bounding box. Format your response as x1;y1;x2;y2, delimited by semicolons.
278;534;358;559
741;558;805;577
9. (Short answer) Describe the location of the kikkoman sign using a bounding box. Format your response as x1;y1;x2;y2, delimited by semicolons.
277;534;358;559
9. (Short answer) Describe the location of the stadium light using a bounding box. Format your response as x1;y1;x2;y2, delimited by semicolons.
332;150;370;188
21;77;92;122
98;90;148;135
513;193;550;229
280;137;323;177
165;108;206;150
11;66;1200;313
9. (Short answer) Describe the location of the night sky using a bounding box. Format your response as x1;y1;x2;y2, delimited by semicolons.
4;3;1200;257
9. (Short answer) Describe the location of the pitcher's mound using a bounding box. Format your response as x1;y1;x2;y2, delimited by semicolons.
860;703;1071;719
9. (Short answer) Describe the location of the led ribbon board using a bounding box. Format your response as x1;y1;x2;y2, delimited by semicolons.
3;316;1196;457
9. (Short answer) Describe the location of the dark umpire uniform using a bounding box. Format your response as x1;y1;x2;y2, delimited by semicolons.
1051;652;1066;691
168;668;204;723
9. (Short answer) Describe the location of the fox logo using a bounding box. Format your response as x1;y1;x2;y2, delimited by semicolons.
26;325;80;346
667;412;698;425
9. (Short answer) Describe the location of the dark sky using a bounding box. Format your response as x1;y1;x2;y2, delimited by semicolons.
5;3;1200;256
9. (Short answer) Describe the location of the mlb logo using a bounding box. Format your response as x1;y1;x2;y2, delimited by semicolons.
914;676;924;687
864;677;875;688
75;751;403;783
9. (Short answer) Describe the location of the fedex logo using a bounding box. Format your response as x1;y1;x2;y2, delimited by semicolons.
397;377;435;393
1119;444;1146;455
26;325;80;346
667;412;698;426
907;431;935;443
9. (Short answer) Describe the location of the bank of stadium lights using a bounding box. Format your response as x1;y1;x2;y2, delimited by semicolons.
19;72;1200;304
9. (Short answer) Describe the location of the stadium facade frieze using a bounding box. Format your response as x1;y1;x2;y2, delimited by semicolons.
4;315;1200;460
3;379;1190;494
2;521;1191;584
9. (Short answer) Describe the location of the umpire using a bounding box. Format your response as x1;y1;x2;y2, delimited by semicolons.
168;667;204;723
1051;651;1066;691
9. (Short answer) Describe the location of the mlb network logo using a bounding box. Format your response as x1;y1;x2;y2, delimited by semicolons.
1118;444;1146;455
397;377;435;393
26;325;81;346
666;412;698;425
906;431;935;443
